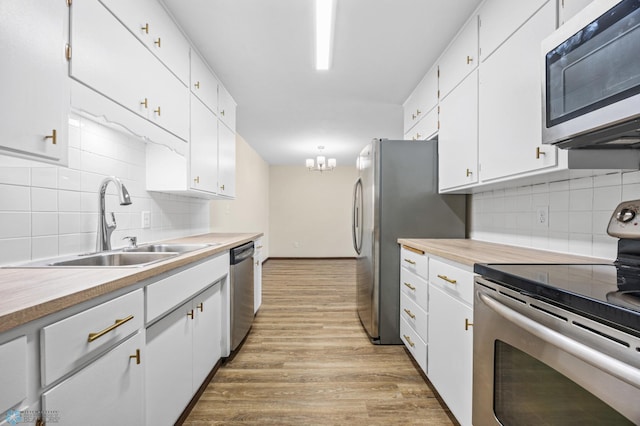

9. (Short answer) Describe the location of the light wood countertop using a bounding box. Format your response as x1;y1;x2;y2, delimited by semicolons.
0;233;262;334
397;238;609;267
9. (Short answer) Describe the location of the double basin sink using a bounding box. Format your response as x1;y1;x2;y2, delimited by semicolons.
20;243;217;268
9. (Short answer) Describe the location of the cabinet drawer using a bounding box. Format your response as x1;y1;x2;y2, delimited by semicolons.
400;293;427;343
400;317;427;374
0;336;27;412
41;289;143;386
400;246;428;279
400;268;428;311
146;253;229;323
429;258;474;305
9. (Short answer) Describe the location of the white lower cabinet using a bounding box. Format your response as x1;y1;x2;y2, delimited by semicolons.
253;237;264;313
428;284;473;426
41;331;145;426
0;336;27;414
146;281;223;426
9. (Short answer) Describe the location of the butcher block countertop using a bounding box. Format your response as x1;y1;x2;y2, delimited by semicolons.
398;238;609;267
0;233;262;334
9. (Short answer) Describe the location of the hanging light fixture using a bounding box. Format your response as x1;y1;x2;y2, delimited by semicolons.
306;146;336;172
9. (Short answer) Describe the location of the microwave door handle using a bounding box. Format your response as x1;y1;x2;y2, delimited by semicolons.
478;292;640;389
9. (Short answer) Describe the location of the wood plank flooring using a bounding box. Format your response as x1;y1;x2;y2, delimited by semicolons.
184;259;455;425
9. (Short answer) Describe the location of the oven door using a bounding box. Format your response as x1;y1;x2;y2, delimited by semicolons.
473;278;640;425
541;0;640;148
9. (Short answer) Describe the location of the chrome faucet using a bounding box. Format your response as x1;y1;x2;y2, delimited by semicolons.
96;176;132;252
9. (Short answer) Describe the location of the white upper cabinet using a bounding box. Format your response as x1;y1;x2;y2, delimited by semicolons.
479;0;549;61
217;123;237;198
559;0;596;25
190;96;219;194
100;0;190;84
439;16;479;100
191;51;220;114
403;65;439;134
479;0;558;181
70;0;189;140
0;0;69;165
218;84;237;132
439;70;479;191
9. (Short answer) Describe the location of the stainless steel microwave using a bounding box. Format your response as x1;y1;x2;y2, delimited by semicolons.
541;0;640;149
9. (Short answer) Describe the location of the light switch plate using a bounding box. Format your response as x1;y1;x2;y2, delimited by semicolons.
141;211;151;229
535;206;549;229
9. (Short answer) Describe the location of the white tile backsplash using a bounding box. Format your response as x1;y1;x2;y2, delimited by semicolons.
469;171;640;261
0;114;210;266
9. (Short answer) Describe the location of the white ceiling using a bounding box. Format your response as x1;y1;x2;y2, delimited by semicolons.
161;0;483;166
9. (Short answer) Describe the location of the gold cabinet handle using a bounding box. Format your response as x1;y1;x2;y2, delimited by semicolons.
536;147;546;159
467;55;473;64
88;315;134;342
465;318;473;331
404;258;416;265
403;245;425;255
141;23;149;34
220;184;225;191
411;113;417;120
403;308;416;319
140;98;148;109
437;274;457;284
44;129;57;145
403;282;416;291
194;176;200;184
194;81;200;89
187;309;194;319
403;334;415;348
256;260;260;266
413;133;422;140
416;109;421;116
220;109;225;117
466;168;472;177
154;106;161;116
196;302;204;312
129;348;141;364
154;37;161;47
256;245;264;249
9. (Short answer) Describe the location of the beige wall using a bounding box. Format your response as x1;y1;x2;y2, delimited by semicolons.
269;165;358;257
210;135;270;259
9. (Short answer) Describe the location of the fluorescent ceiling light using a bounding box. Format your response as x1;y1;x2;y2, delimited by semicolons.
315;0;336;70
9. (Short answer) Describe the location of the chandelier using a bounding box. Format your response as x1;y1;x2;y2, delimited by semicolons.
306;146;336;172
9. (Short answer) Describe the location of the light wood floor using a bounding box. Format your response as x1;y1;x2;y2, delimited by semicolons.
184;259;455;425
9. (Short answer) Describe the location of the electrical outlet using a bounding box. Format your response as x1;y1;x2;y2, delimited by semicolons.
141;211;151;229
535;206;549;228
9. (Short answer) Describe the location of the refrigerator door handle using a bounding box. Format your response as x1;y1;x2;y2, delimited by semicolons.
352;178;363;254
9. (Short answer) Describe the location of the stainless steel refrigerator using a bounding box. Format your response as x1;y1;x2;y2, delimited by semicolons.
352;138;466;344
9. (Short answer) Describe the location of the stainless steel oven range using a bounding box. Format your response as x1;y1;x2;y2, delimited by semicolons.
473;199;640;425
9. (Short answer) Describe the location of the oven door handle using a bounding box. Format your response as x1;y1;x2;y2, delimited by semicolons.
478;292;640;389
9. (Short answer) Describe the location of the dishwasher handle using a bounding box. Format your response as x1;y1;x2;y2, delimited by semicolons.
230;241;255;264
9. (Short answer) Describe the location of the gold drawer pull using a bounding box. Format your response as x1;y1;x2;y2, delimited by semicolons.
256;245;263;249
466;168;473;177
220;184;225;191
197;302;204;312
402;245;425;255
403;334;415;348
129;348;141;364
403;308;416;319
88;315;134;342
403;282;416;291
465;318;473;331
404;258;416;265
437;274;457;284
536;147;546;159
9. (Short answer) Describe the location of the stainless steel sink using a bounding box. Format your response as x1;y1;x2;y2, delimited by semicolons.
122;243;217;253
46;252;178;267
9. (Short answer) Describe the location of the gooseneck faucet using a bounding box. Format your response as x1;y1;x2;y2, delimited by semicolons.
96;176;132;252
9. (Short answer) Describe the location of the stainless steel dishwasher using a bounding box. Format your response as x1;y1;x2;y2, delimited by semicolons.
230;241;255;351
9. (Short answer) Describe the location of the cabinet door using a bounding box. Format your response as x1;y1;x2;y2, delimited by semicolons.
218;85;237;131
147;63;189;141
0;0;68;165
439;16;479;100
438;70;478;191
190;96;219;194
0;336;27;413
42;332;144;426
146;301;193;426
405;108;438;141
404;66;438;133
253;238;263;313
71;0;151;121
191;52;219;113
479;1;557;181
100;0;190;84
559;0;595;25
217;123;236;198
479;0;549;61
428;285;473;426
192;282;222;391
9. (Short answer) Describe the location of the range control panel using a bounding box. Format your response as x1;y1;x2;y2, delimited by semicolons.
607;199;640;239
